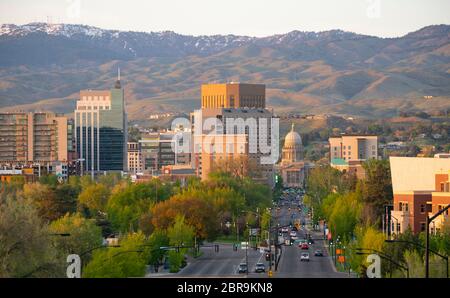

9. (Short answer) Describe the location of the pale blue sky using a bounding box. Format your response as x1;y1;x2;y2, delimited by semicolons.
0;0;449;37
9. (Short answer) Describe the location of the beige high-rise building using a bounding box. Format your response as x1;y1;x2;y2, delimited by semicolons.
329;134;378;178
0;112;68;162
329;134;378;162
127;142;143;174
192;83;277;187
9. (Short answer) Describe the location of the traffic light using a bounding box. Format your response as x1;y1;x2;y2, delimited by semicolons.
265;252;270;261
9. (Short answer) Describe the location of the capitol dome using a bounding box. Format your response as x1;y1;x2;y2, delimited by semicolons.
284;123;302;148
282;123;303;163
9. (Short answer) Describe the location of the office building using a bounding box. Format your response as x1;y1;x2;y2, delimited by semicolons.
139;131;190;174
74;77;127;176
201;83;265;109
0;112;68;163
192;83;277;187
127;142;143;174
329;134;378;178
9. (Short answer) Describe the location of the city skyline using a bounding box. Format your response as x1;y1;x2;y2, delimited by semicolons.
1;0;449;38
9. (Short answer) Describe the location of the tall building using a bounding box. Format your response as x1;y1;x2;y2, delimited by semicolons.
192;83;277;187
389;156;450;235
139;130;191;174
201;83;265;109
329;134;378;178
127;142;143;174
0;112;68;163
74;77;127;176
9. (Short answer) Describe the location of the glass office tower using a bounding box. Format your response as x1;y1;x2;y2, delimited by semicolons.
74;79;127;176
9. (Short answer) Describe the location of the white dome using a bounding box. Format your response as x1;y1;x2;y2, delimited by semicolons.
284;124;302;148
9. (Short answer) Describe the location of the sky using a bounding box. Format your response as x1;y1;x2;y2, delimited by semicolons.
0;0;449;37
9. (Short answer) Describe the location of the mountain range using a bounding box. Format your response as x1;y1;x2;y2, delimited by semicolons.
0;22;449;120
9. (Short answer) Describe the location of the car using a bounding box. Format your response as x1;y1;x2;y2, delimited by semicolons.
281;227;289;233
238;263;248;274
314;250;324;257
308;238;315;245
300;243;309;250
255;263;266;273
291;235;298;241
300;253;310;262
289;231;297;237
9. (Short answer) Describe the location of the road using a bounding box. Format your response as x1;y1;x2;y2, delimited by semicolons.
176;243;266;277
274;195;350;278
162;189;352;278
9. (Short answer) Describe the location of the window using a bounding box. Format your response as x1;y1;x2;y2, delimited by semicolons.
399;202;403;211
397;223;401;233
420;204;425;213
348;146;351;150
343;146;346;149
420;223;426;232
348;151;351;156
405;203;409;212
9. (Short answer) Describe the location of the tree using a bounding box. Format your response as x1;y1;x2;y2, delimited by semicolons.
49;213;103;264
147;230;169;268
327;193;361;241
83;232;150;278
107;180;172;233
23;183;76;222
361;159;393;226
167;215;195;273
0;195;61;277
78;183;110;216
151;189;219;241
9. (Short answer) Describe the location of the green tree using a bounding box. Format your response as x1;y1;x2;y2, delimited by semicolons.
0;195;61;277
78;183;110;216
83;232;150;278
361;159;393;226
167;215;195;273
49;213;103;264
107;180;172;233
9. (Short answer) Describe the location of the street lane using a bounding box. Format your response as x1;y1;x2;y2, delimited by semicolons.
177;243;267;277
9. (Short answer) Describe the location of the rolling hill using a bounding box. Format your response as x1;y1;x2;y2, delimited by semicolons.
0;23;449;120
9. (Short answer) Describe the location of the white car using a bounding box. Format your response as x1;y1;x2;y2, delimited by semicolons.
289;231;297;237
281;227;289;233
300;253;310;262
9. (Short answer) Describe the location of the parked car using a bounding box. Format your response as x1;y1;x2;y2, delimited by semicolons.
255;263;266;273
238;263;247;274
314;250;324;257
300;253;310;262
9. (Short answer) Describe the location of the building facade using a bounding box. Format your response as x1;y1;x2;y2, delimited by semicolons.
389;156;450;235
201;83;265;109
329;134;378;178
139;131;190;174
74;79;127;176
278;124;309;188
127;142;143;174
0;112;68;163
191;83;277;187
